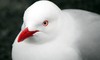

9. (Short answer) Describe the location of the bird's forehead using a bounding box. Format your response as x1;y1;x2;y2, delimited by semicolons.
24;10;45;26
24;9;54;25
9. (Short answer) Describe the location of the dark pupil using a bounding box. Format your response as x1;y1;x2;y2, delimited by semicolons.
44;21;46;24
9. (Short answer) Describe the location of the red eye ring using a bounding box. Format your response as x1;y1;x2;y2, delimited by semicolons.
43;20;48;26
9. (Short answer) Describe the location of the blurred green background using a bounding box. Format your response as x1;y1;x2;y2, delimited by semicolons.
0;0;100;60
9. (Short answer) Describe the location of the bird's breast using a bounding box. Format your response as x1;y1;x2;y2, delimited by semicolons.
12;39;81;60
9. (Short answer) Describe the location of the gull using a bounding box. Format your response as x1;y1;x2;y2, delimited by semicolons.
12;0;100;60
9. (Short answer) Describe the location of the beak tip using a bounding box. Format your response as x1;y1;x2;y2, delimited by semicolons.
18;39;20;42
18;37;23;43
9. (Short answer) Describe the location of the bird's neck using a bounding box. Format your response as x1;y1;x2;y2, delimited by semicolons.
57;12;79;47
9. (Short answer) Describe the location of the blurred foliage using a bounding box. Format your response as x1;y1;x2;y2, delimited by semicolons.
0;0;100;60
51;0;100;13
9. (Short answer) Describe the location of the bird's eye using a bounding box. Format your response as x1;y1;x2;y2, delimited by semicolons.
43;20;48;26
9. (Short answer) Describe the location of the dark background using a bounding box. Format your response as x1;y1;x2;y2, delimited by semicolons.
0;0;100;60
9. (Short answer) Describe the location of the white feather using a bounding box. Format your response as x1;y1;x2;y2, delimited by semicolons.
12;1;100;60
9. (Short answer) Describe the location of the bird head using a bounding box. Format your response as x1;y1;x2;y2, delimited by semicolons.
18;1;62;44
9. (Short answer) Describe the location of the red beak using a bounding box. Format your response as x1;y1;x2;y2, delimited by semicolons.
18;27;39;42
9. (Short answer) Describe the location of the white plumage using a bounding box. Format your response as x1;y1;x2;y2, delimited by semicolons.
12;1;100;60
